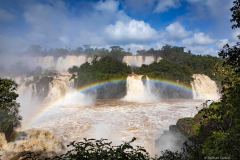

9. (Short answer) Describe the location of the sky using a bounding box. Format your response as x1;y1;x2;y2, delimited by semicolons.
0;0;238;55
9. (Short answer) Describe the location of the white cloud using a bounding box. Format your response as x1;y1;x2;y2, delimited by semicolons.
165;22;190;39
0;9;15;22
154;0;180;13
0;0;232;56
95;0;119;12
232;30;240;41
182;32;215;46
217;39;229;48
21;0;131;48
105;19;158;42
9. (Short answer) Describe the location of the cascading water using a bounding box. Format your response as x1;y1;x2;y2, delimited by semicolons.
191;74;220;101
16;73;95;128
123;74;157;102
14;72;208;156
16;76;42;127
43;73;74;103
122;56;161;67
55;55;93;72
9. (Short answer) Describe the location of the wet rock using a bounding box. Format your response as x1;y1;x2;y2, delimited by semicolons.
176;117;195;137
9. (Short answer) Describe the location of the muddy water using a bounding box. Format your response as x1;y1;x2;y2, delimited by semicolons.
31;99;203;155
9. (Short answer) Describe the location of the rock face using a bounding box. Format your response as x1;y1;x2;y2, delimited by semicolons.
0;129;64;159
191;74;220;101
174;118;196;137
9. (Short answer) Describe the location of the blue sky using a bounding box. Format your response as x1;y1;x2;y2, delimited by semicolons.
0;0;238;55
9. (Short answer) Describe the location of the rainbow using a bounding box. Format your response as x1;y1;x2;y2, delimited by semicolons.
26;77;193;128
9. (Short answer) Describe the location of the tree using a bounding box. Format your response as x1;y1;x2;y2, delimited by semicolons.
219;0;240;72
0;78;21;140
231;0;240;29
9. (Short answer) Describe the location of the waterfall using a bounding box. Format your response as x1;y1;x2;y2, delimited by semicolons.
55;55;91;72
36;55;162;71
122;56;161;67
36;56;56;70
33;55;94;72
16;73;95;127
123;74;157;102
16;76;42;126
16;73;73;126
191;74;220;101
43;73;74;103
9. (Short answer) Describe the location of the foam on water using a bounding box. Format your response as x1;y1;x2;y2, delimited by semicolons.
31;99;203;155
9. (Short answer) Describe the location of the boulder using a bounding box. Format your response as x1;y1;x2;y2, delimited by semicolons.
176;117;195;137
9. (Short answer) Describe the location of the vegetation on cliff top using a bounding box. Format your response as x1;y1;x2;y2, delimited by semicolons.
69;56;131;88
135;46;222;85
69;46;221;88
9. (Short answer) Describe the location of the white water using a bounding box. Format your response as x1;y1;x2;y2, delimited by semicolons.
14;72;222;156
123;74;157;102
16;73;85;127
15;73;204;155
16;76;42;126
191;74;220;101
43;73;74;103
32;99;203;155
122;56;161;67
17;73;221;128
37;55;94;72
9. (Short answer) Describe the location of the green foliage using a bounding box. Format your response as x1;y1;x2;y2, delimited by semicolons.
0;78;21;141
202;131;231;157
135;47;222;85
135;59;192;85
231;0;240;29
20;138;188;160
70;56;131;88
157;150;185;160
55;138;151;160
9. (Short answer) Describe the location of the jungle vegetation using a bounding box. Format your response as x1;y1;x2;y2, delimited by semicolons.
0;78;21;141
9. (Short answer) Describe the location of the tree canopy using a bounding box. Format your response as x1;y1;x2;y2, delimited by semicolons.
0;78;21;141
